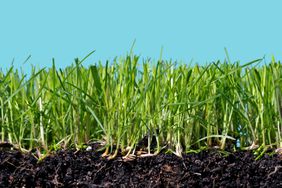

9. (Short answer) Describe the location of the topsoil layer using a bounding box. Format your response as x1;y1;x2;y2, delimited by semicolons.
0;145;282;188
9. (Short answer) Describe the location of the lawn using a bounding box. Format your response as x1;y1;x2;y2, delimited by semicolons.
1;53;282;186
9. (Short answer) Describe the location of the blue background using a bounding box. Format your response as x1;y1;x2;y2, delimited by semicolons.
0;1;281;71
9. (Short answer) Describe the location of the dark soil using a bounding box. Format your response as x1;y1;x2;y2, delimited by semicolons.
1;145;282;188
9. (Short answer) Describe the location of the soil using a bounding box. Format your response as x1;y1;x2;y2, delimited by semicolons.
0;144;282;188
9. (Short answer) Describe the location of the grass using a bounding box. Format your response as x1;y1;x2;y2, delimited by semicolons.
1;52;282;159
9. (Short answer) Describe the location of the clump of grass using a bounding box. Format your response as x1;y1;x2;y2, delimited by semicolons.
0;52;282;158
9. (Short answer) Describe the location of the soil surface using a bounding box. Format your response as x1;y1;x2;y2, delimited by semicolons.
0;144;282;188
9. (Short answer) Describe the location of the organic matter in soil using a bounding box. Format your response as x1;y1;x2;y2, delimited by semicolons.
0;145;282;187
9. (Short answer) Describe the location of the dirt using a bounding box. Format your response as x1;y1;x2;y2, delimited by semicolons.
0;144;282;188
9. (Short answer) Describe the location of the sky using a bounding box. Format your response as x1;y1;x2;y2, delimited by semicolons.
1;1;282;71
